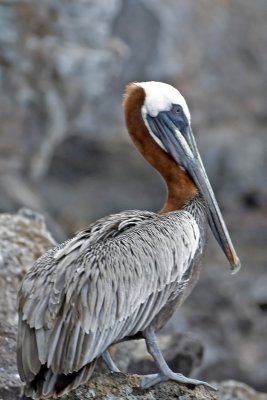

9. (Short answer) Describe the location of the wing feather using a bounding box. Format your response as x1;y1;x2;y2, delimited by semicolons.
47;318;64;369
73;328;85;371
20;322;40;380
35;328;47;364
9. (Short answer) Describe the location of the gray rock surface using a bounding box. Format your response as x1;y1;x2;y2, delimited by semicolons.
0;0;266;219
60;378;267;400
0;208;55;324
0;322;21;400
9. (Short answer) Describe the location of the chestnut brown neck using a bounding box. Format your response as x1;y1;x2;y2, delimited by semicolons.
123;83;197;213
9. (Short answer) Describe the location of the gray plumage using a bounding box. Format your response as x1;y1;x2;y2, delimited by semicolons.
17;196;207;398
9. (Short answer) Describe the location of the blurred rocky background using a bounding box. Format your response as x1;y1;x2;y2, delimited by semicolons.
0;0;267;397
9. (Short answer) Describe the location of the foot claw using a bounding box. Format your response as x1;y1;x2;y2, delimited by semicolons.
140;372;217;391
172;373;217;391
101;351;121;373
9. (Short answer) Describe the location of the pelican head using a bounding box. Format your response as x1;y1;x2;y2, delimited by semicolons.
124;81;241;274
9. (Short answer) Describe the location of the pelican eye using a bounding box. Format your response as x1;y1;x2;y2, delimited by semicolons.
172;105;182;114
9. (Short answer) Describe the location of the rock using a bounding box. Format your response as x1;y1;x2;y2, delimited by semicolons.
0;0;267;218
61;373;218;400
40;137;165;231
0;208;55;325
215;381;267;400
62;378;267;400
0;322;21;400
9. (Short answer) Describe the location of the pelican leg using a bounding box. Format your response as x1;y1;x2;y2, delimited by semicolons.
141;329;217;391
102;350;121;373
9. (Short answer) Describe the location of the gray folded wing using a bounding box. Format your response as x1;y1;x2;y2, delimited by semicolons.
17;209;200;381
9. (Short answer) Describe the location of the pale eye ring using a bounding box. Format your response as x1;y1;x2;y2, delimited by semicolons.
173;105;182;114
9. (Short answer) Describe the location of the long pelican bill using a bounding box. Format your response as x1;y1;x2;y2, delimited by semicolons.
147;112;241;274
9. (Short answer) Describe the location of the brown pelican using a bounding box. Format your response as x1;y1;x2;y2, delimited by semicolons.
17;81;241;398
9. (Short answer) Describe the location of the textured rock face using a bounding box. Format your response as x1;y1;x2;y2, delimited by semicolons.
0;0;266;217
0;208;55;324
61;378;267;400
0;322;21;400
